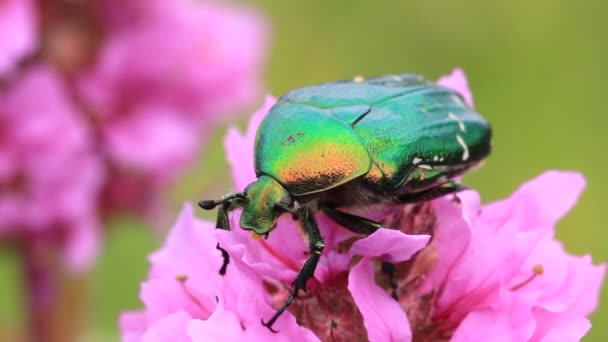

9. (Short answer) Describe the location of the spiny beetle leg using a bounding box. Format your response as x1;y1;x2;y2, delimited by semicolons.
214;202;233;275
215;202;231;230
261;207;324;332
397;181;467;204
381;261;398;300
322;206;382;235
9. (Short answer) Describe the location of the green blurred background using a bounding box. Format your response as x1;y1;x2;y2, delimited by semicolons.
1;0;606;340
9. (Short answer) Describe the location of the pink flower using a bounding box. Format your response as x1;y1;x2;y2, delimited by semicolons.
221;97;430;340
221;96;605;340
0;66;103;270
0;0;37;76
123;71;604;341
122;100;431;341
120;203;320;342
77;0;267;219
412;172;606;341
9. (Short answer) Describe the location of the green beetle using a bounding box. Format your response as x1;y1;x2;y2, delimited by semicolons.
200;73;491;331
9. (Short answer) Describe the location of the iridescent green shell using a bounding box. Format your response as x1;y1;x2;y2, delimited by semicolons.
255;103;371;196
255;74;491;195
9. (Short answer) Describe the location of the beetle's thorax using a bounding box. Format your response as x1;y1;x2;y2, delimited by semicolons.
240;175;292;235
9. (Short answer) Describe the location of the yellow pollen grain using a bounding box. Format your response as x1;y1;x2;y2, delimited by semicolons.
532;264;545;275
353;75;365;83
510;264;545;291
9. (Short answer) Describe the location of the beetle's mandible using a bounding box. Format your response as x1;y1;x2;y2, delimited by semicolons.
199;73;492;332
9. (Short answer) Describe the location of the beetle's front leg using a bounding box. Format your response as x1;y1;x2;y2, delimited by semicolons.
261;207;324;332
214;202;232;276
199;195;244;276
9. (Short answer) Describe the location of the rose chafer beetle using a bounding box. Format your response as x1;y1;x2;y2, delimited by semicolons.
200;73;491;331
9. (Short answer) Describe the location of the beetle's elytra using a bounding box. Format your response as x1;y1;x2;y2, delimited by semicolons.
200;73;492;331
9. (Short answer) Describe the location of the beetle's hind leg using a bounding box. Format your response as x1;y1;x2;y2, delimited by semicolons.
198;193;244;276
261;207;324;333
321;206;382;235
396;180;467;204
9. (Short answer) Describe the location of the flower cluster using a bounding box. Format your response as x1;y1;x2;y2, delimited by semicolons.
122;72;604;341
0;0;266;270
0;66;102;268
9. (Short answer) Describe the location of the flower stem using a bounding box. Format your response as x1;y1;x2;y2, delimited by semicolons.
21;239;57;342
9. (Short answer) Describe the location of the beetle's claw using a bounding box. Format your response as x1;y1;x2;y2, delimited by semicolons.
261;318;279;333
198;200;217;210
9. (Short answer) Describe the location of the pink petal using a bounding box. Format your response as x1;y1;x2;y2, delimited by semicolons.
349;258;412;342
139;279;213;324
348;228;429;263
150;204;222;281
532;309;591;342
436;68;474;107
451;289;539;341
187;305;244;342
243;322;321;341
569;260;606;315
480;171;586;231
224;96;276;190
120;311;148;342
450;309;523;342
141;311;193;342
420;194;475;294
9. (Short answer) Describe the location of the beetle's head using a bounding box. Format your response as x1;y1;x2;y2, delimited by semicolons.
241;175;292;235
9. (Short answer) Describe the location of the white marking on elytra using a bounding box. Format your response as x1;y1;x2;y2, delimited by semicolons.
439;157;445;162
433;155;439;162
448;112;467;132
418;164;433;170
412;157;422;165
455;135;470;161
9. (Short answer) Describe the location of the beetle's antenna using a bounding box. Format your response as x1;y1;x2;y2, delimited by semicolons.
198;192;245;210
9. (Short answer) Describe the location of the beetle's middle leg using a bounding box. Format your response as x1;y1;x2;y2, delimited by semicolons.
261;207;324;332
396;180;466;204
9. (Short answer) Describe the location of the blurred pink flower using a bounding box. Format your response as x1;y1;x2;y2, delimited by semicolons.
0;0;37;76
0;66;103;270
78;0;268;218
82;1;267;122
